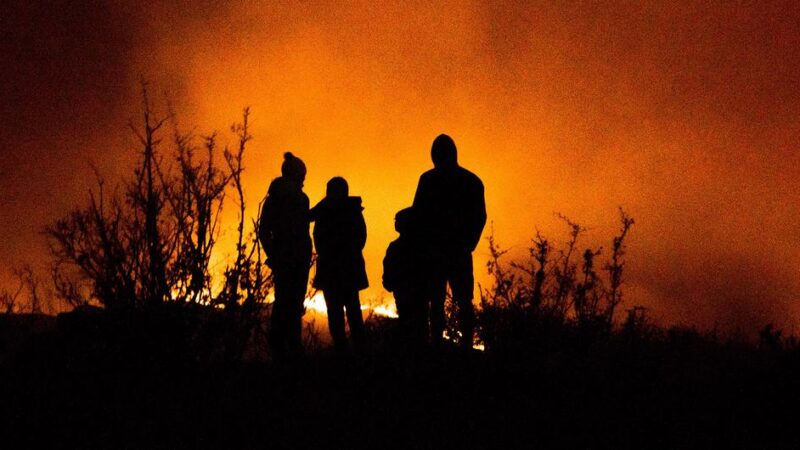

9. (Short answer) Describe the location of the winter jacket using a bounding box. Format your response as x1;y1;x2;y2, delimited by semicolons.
258;177;312;270
382;237;417;294
310;196;368;291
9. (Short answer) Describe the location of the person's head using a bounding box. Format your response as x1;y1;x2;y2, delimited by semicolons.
281;152;306;186
326;176;349;200
431;134;458;168
394;207;415;235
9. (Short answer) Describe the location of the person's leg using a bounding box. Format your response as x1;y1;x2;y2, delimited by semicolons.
395;293;408;333
343;289;365;351
270;270;288;359
394;292;411;347
323;289;347;351
428;276;447;347
286;268;309;355
450;252;475;349
273;266;308;358
408;292;429;347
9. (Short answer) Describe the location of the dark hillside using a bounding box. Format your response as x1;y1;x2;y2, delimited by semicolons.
1;310;798;449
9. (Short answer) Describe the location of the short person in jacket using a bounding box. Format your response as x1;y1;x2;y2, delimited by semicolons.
383;207;428;346
258;152;312;360
310;177;368;353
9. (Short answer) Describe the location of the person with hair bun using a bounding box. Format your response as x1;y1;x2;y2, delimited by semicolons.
258;152;312;360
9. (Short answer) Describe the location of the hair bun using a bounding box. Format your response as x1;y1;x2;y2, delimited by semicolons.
284;152;294;160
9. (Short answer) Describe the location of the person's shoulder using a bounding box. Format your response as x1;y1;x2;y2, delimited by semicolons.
269;176;304;197
347;196;364;213
309;198;326;219
385;239;401;256
419;168;437;180
267;176;285;194
458;166;484;187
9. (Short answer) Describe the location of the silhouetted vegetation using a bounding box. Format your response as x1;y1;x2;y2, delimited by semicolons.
44;83;272;362
0;265;43;315
476;209;635;352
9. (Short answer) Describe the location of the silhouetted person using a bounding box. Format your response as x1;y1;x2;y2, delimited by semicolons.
310;177;368;354
258;152;312;360
413;134;486;349
383;207;429;347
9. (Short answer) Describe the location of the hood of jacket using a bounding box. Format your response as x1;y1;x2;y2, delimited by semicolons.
311;196;362;220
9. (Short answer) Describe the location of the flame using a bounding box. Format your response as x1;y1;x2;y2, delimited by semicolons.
369;304;399;319
303;292;329;315
305;292;483;350
169;287;216;306
303;291;399;318
169;287;482;350
443;331;486;352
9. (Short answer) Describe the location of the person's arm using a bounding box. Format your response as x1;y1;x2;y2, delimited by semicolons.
301;193;311;224
301;193;313;265
382;244;397;292
312;220;324;255
308;202;319;223
468;179;487;252
412;172;430;208
258;196;275;264
309;202;325;254
355;210;367;250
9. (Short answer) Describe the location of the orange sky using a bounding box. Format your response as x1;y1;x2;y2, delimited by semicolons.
2;1;800;333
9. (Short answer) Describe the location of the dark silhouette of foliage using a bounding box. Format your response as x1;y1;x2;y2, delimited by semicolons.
478;209;636;351
0;266;43;314
44;83;271;361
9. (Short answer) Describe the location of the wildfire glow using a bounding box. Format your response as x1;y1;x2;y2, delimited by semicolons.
369;304;399;319
305;292;482;350
443;331;486;352
4;1;800;335
303;292;329;315
303;291;399;319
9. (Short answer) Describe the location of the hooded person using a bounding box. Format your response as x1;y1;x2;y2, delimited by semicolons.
310;176;368;353
412;134;486;349
258;152;312;360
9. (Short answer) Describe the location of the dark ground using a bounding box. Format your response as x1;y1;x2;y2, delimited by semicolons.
1;311;799;449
